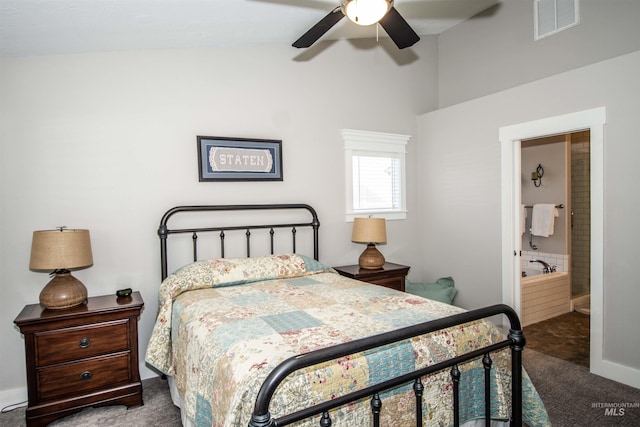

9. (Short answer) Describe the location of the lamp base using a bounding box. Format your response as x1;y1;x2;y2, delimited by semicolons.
39;272;88;310
358;243;385;269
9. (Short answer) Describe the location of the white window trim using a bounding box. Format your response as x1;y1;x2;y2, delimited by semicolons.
343;129;409;222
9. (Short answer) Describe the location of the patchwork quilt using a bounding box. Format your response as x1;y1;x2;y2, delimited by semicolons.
145;254;549;427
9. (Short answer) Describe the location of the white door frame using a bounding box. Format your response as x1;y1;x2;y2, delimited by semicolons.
499;107;606;375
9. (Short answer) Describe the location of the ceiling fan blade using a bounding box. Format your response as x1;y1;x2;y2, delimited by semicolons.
378;7;420;49
293;7;344;48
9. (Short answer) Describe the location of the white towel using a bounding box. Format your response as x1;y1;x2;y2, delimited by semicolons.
521;205;527;236
531;204;559;237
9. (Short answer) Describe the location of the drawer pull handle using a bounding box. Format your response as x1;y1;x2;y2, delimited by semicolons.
78;337;91;348
80;371;92;381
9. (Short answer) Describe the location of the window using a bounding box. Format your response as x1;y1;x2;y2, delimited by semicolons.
343;129;409;221
534;0;579;40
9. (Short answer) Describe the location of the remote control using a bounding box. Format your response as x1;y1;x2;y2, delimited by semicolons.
116;288;132;298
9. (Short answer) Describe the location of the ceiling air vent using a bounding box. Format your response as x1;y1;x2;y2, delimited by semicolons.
534;0;580;40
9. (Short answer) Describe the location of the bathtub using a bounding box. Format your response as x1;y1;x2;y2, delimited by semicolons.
522;267;545;277
521;270;570;327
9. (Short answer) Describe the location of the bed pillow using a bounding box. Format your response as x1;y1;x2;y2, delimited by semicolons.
170;253;331;289
405;277;457;305
161;253;333;326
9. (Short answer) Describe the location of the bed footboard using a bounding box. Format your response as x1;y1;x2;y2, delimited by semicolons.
249;304;525;427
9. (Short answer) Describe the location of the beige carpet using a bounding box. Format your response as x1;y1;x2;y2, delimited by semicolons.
0;377;180;427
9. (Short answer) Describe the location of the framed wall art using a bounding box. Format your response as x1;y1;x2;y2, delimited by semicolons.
197;136;283;182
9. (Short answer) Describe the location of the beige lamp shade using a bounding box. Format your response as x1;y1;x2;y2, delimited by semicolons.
30;229;93;271
29;229;93;310
352;218;386;269
351;217;387;244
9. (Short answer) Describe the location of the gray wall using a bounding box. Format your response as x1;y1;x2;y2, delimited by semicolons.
418;0;640;387
437;0;640;107
521;140;568;256
418;50;640;377
418;0;640;384
0;38;437;399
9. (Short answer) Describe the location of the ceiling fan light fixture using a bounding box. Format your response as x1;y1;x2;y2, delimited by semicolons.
342;0;392;26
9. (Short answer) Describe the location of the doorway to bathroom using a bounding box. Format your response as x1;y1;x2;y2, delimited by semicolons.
520;131;591;315
520;131;591;367
499;106;605;377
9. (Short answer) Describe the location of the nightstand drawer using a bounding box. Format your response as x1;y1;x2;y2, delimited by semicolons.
333;263;410;292
35;320;130;366
37;352;131;401
368;276;404;291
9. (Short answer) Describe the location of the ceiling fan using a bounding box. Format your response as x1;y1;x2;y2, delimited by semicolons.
293;0;420;49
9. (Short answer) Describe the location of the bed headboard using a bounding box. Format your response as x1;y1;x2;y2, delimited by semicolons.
158;204;320;281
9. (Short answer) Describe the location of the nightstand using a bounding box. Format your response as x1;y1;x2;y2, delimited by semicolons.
333;262;410;292
14;292;144;427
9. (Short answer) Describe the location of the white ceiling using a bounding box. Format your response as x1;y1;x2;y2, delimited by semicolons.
0;0;499;57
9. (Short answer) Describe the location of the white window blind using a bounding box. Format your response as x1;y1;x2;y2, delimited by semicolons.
343;129;409;221
352;154;400;211
534;0;579;40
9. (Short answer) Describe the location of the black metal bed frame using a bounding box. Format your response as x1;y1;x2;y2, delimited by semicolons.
157;204;525;427
248;304;525;427
158;204;320;281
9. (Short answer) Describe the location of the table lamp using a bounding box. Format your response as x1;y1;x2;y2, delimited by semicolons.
29;228;93;309
351;217;387;269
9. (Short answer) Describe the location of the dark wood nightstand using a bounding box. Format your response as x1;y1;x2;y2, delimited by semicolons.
333;262;410;292
14;292;144;427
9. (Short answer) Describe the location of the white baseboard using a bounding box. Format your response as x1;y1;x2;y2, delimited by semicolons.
0;386;27;413
591;358;640;390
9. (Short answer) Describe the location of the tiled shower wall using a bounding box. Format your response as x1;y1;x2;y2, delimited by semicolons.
522;251;569;273
571;131;591;297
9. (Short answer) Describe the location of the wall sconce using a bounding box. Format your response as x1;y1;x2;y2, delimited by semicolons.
531;164;544;187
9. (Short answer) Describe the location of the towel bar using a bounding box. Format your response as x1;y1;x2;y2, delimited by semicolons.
524;204;564;209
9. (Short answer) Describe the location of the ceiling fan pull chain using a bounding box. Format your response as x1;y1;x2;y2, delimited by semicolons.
376;22;379;42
